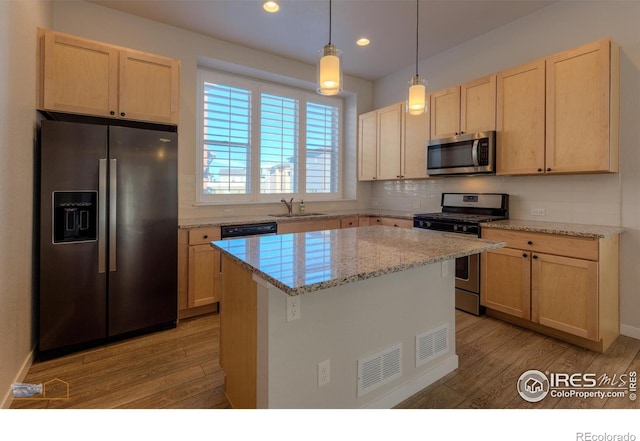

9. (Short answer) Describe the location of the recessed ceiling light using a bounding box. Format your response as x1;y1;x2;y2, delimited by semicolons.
356;38;370;47
263;1;279;13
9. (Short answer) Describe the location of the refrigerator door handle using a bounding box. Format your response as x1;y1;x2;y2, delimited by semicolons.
98;159;107;273
109;159;117;272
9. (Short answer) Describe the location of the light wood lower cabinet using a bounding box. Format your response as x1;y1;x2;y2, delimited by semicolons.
481;228;619;352
178;227;221;319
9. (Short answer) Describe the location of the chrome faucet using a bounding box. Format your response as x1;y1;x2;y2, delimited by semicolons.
281;198;294;215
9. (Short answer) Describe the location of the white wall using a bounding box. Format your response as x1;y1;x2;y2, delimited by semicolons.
52;0;374;222
0;0;52;408
372;1;640;335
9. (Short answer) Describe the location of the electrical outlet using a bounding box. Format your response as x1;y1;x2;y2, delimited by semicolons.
286;296;300;322
441;261;449;278
318;359;330;387
531;208;546;216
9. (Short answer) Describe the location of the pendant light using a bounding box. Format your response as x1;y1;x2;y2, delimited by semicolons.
407;0;426;115
317;0;343;96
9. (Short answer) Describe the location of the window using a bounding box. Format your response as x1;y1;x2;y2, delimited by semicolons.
197;69;343;204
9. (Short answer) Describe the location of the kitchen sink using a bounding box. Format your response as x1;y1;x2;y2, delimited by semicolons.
268;213;325;217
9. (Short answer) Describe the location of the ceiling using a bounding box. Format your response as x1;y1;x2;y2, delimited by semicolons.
90;0;556;81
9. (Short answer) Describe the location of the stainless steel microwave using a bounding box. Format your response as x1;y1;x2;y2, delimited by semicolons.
427;131;496;176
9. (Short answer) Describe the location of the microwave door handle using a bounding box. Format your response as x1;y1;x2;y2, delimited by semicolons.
471;140;480;167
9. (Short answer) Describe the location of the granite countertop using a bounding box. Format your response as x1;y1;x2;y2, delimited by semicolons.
211;225;505;296
179;209;414;229
481;219;624;239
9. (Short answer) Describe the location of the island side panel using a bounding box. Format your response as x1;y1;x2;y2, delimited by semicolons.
220;254;257;409
259;261;458;409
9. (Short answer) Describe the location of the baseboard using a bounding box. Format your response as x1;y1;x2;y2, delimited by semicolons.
364;355;459;409
0;347;35;409
620;323;640;341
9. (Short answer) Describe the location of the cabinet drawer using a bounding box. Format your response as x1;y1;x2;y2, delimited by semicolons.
188;227;221;245
340;217;359;228
378;218;414;229
482;228;598;261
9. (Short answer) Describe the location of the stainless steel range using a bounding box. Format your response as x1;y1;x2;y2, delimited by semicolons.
414;193;509;315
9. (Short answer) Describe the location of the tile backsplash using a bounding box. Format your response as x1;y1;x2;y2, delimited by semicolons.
371;173;622;226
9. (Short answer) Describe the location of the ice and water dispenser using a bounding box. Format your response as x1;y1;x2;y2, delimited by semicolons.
52;191;97;243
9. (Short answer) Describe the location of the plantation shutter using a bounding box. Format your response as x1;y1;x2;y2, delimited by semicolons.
306;102;339;193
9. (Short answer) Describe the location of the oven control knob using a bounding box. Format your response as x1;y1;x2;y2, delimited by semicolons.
462;225;468;232
426;222;431;228
453;225;458;231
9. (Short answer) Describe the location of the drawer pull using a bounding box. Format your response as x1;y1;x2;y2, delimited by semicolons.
522;253;528;258
203;235;208;239
527;241;533;245
533;255;538;259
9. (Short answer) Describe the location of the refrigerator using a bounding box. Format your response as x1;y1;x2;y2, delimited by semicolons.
38;119;178;358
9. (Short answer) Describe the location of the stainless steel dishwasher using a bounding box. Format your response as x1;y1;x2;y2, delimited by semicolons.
220;222;277;239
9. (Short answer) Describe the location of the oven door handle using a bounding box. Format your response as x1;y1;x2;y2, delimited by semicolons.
471;139;480;167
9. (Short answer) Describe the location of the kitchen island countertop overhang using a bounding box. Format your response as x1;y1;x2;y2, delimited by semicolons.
211;225;505;296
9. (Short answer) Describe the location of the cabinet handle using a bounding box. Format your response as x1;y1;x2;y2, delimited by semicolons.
547;168;552;172
537;168;543;173
522;253;528;258
120;112;126;117
110;111;115;116
397;175;401;178
527;241;533;245
204;235;208;239
533;255;538;259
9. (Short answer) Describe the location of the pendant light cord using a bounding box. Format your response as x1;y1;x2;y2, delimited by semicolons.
329;0;332;44
415;0;419;77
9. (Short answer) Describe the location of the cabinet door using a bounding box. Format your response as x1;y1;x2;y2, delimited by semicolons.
460;75;496;134
430;86;460;139
358;111;378;181
40;29;118;117
402;108;429;179
119;49;180;124
546;39;618;173
481;248;531;319
188;244;220;308
496;60;546;175
531;253;598;340
377;103;403;180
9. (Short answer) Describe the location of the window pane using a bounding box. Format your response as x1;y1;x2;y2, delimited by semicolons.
260;93;298;194
306;102;339;193
202;82;251;195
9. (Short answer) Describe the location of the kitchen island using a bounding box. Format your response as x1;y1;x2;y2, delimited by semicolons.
211;226;504;408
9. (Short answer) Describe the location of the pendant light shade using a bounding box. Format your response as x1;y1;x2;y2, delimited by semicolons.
407;0;427;115
317;0;343;96
408;75;426;115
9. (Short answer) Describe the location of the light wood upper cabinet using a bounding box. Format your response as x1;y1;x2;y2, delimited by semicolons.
377;104;403;180
545;39;619;174
38;28;180;125
357;111;378;181
496;59;547;175
430;75;496;140
430;86;460;139
497;38;619;176
403;110;430;179
358;102;429;181
118;49;180;124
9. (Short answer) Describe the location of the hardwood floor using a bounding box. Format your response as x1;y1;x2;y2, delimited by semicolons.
11;310;640;409
11;314;229;409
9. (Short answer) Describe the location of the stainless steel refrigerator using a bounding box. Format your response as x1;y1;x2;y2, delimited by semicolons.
38;119;178;358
